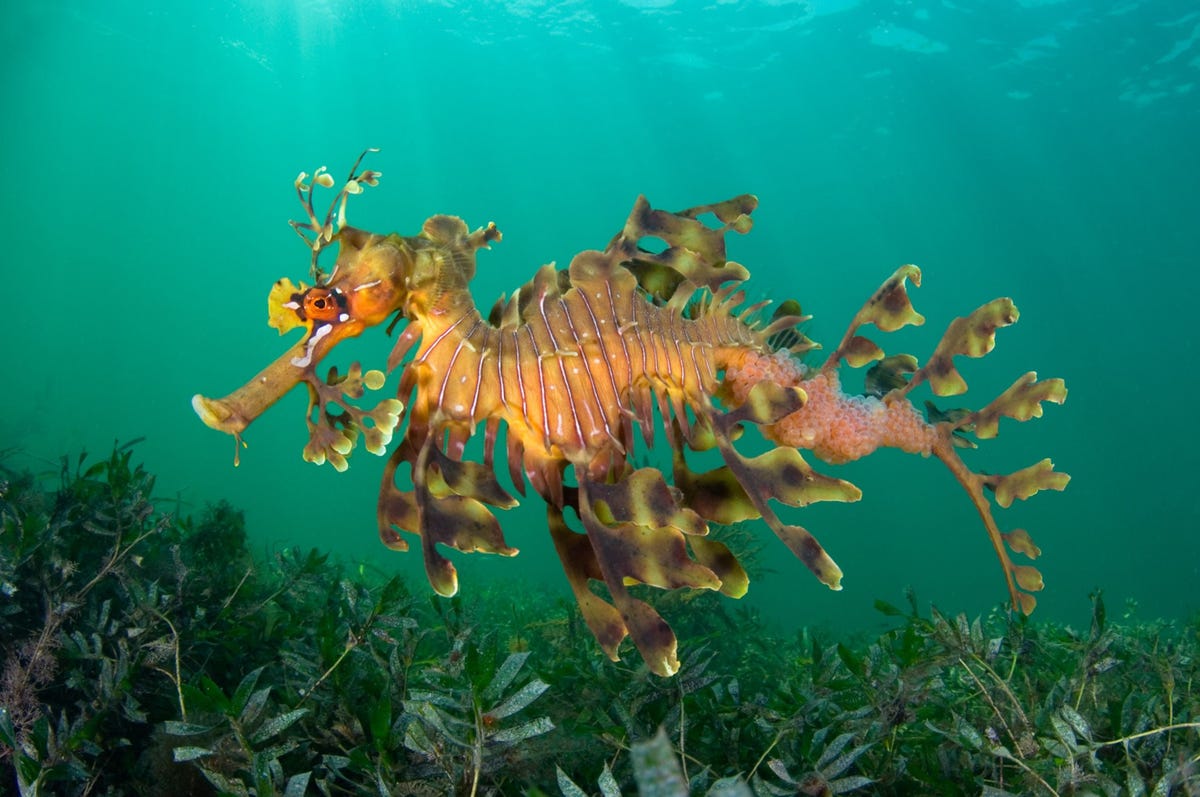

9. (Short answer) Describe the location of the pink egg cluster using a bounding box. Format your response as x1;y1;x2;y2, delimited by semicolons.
723;350;937;465
723;349;807;399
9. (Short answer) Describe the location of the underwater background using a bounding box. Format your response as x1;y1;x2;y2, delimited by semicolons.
3;0;1199;639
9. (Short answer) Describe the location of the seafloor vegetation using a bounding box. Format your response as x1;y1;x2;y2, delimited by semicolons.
1;444;1196;796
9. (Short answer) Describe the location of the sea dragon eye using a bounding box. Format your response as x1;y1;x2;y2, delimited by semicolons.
302;288;344;322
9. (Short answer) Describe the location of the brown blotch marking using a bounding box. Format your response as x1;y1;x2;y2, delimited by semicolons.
428;445;517;508
778;461;805;487
586;468;707;537
798;534;824;570
689;536;749;598
673;446;761;525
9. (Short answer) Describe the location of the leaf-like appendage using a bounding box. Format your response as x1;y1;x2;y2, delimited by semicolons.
546;506;627;663
842;336;885;368
688;536;749;598
721;380;808;428
267;277;307;334
592;520;722;592
361;399;404;455
615;194;756;297
732;447;862;509
1012;565;1044;593
969;372;1067;439
422;494;517;558
426;445;516;508
302;364;401;468
774;522;844;590
613;593;681;678
673;459;760;525
931;440;1057;617
1003;528;1041;559
823;265;924;373
919;299;1018;396
990;459;1071;508
865;354;919;397
587;468;707;538
303;422;355;472
859;265;925;333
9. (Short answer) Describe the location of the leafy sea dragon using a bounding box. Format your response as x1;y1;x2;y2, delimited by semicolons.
193;152;1068;676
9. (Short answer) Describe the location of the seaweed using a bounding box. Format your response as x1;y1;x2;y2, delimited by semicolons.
0;445;1196;795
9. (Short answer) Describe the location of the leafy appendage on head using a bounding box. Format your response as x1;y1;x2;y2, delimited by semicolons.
290;148;382;284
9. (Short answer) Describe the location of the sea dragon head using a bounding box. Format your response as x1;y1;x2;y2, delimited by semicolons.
191;149;498;466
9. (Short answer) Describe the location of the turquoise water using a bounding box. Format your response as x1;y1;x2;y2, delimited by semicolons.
3;0;1197;636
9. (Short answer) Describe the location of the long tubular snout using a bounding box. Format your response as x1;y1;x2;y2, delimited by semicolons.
191;338;313;439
